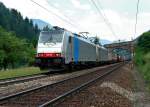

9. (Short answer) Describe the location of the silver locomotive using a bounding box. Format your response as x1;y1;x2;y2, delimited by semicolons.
36;27;117;70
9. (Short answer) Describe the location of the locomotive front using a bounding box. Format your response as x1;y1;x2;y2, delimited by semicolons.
36;30;64;69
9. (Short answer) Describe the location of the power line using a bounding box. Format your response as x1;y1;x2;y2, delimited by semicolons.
134;0;140;39
96;0;120;38
30;0;79;30
96;0;110;25
48;2;79;28
89;0;119;40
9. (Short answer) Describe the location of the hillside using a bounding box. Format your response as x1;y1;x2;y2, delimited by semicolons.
32;19;52;30
89;37;112;45
135;30;150;88
0;2;38;69
0;2;40;40
100;39;112;45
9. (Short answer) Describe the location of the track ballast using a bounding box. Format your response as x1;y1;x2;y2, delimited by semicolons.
0;63;123;107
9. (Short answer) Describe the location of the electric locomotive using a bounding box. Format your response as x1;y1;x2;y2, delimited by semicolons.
36;27;116;70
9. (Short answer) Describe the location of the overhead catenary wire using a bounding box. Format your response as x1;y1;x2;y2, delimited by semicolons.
89;0;119;40
90;0;118;39
47;2;80;30
134;0;140;39
96;0;112;28
97;0;120;39
30;0;79;31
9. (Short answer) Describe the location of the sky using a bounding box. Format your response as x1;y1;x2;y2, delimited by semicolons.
0;0;150;41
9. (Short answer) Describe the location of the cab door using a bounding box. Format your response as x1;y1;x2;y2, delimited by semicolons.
73;34;79;64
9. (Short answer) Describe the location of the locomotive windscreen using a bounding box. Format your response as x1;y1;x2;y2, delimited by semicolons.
39;31;64;43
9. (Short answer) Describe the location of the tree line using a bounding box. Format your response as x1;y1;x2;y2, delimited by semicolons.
0;2;39;41
0;2;40;70
0;27;35;69
135;30;150;82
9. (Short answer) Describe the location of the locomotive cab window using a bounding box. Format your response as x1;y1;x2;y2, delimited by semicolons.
39;31;64;43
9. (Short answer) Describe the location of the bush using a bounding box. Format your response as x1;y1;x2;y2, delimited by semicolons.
0;26;35;69
135;30;150;89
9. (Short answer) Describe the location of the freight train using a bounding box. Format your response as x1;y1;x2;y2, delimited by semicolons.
35;27;119;70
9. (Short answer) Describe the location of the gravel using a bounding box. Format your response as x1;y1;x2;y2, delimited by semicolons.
0;64;119;107
132;66;150;107
0;64;116;98
57;62;134;107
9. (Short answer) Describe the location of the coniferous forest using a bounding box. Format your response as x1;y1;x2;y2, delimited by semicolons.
0;2;40;69
0;2;39;40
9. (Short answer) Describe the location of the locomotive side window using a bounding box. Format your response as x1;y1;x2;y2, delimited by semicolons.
69;36;72;43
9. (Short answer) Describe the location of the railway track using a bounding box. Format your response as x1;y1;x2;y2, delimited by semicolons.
0;63;118;87
0;74;47;86
0;68;65;86
0;63;124;107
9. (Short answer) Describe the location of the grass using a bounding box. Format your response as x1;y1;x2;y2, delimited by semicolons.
0;67;45;80
138;53;150;80
135;52;150;91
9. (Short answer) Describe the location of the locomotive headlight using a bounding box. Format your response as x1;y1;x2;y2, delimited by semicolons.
45;53;52;57
37;53;61;57
55;53;61;57
38;53;43;57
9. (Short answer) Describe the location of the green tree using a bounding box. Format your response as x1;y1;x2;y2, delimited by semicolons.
135;30;150;83
94;36;101;46
43;25;51;31
137;31;150;53
0;27;35;69
0;2;40;40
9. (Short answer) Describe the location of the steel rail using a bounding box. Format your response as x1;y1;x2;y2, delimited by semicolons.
39;63;124;107
0;68;65;86
0;63;120;102
0;74;47;86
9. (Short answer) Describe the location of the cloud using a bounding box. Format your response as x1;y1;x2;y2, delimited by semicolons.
53;3;60;7
70;0;91;10
136;12;150;35
0;0;149;41
0;0;79;32
76;8;150;41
